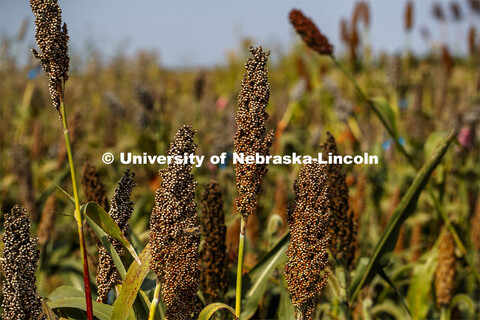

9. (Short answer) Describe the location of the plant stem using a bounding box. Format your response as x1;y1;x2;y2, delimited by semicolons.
330;56;414;166
440;306;449;320
59;92;94;320
235;218;247;319
148;279;161;320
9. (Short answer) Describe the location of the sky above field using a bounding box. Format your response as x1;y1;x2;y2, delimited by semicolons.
1;0;479;68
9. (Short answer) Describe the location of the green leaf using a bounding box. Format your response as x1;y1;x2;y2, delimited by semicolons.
47;298;113;320
278;274;295;319
424;132;448;159
349;130;457;300
378;268;412;318
450;294;476;316
111;244;152;320
370;300;406;319
48;286;86;300
241;231;290;320
84;201;141;264
52;181;75;205
198;303;236;320
137;290;163;320
371;97;398;138
85;214;127;279
407;248;438;320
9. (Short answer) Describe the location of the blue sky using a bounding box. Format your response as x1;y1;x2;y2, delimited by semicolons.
1;0;478;68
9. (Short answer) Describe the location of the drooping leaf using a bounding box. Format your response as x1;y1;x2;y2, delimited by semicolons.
198;303;236;320
350;130;457;300
84;201;141;264
85;214;127;279
111;244;152;320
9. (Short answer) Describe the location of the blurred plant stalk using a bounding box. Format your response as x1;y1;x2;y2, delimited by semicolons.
58;86;94;319
235;218;246;318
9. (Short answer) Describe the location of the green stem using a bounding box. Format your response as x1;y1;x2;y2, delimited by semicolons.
235;218;246;319
330;56;414;166
59;94;94;320
148;279;161;320
440;306;449;320
343;264;351;319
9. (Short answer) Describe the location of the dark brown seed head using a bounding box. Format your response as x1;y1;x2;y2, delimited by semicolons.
432;2;446;21
468;0;480;15
435;231;456;307
289;9;334;55
96;170;136;303
450;2;463;21
233;47;274;220
149;125;200;320
353;1;370;28
404;1;414;31
199;180;228;304
1;205;45;320
37;195;57;245
11;146;37;220
284;163;331;320
30;0;69;111
322;132;357;268
468;26;478;57
81;162;109;211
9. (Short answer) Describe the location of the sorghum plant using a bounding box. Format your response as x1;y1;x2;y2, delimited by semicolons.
289;9;334;56
435;231;457;308
284;163;331;320
199;180;228;305
232;46;274;317
96;170;136;303
1;205;44;320
81;162;109;212
322;132;357;267
30;0;93;316
149;125;201;320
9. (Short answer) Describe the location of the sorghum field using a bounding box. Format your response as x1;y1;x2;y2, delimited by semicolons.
0;1;479;320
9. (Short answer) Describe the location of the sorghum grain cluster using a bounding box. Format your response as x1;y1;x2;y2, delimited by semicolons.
199;180;228;304
285;164;331;320
289;9;334;55
233;46;274;221
322;132;357;267
1;205;44;320
96;170;136;303
149;125;200;320
30;0;69;111
435;231;457;307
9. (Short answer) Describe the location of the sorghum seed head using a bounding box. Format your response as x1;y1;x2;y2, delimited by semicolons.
96;170;136;303
432;3;446;21
1;205;45;320
233;46;274;220
199;180;228;304
322;132;357;267
81;162;109;212
404;1;414;31
285;163;331;320
435;231;456;307
289;9;334;55
149;125;200;320
37;195;57;245
30;0;69;111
